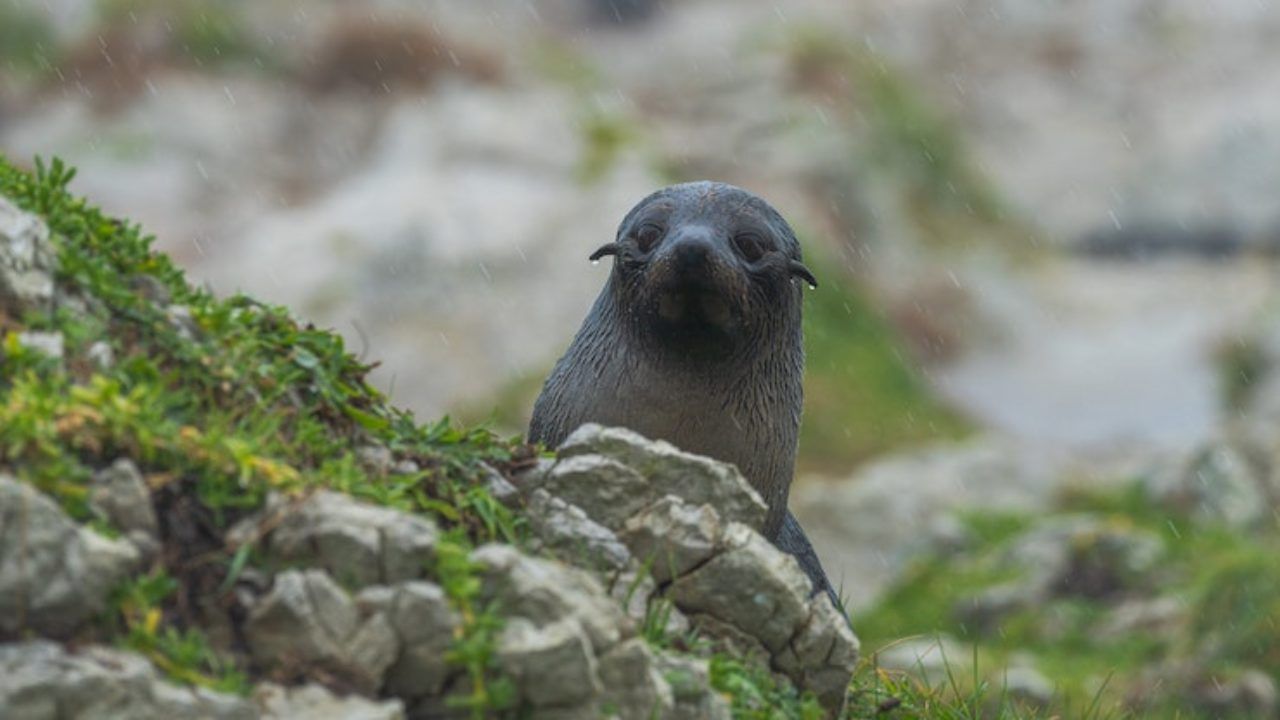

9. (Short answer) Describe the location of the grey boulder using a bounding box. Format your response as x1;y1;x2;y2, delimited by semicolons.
0;475;140;638
89;458;159;538
364;581;458;701
0;196;56;316
233;491;440;588
551;424;768;532
245;569;399;696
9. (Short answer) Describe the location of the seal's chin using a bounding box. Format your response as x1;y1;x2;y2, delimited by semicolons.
644;284;742;364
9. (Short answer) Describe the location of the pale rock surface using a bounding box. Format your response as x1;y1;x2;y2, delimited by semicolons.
89;458;159;538
0;475;140;638
361;581;458;701
232;491;439;587
555;424;768;532
245;569;399;696
0;640;254;720
0;197;55;316
255;683;405;720
525;488;632;571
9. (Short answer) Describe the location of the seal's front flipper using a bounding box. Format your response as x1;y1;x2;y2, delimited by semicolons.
775;510;845;616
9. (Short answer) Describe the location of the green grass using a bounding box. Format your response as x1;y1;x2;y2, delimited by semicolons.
112;570;249;694
709;644;1128;719
711;654;827;719
850;482;1280;719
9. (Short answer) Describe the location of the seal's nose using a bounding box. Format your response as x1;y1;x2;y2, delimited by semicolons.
667;226;716;273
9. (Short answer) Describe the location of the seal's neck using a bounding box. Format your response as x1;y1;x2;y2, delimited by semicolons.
591;280;805;532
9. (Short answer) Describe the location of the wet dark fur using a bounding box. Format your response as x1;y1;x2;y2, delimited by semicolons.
528;181;837;604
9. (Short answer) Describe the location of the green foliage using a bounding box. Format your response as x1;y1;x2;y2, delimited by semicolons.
800;254;970;471
852;482;1280;719
577;109;640;184
784;27;1003;228
1188;547;1280;676
708;646;1121;719
112;571;249;694
96;0;264;68
641;596;678;648
1216;336;1269;411
0;153;524;695
854;649;1128;720
435;532;517;717
710;654;827;719
0;0;56;74
960;511;1034;547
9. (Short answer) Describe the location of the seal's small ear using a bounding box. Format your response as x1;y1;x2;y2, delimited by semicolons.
589;243;620;262
788;260;818;289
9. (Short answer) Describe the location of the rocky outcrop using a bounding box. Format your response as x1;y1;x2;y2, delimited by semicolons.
0;422;854;717
363;582;457;702
510;423;860;715
205;423;858;716
254;683;405;720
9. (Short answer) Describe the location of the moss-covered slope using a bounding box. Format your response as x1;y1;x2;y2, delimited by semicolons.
0;154;532;709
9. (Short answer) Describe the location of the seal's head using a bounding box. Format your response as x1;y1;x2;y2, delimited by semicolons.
590;181;817;363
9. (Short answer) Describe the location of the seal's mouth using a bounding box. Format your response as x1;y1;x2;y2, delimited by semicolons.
656;288;733;328
628;230;750;355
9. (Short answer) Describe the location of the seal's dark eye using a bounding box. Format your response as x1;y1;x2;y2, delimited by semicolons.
733;232;768;262
633;222;664;252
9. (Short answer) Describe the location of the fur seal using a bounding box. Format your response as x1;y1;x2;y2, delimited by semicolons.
528;181;838;605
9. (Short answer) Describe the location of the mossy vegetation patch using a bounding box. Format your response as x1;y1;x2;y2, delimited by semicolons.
0;154;528;710
851;482;1280;719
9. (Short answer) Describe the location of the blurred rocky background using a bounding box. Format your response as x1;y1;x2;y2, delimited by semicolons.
4;0;1279;716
